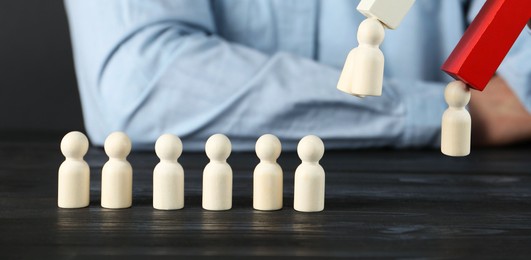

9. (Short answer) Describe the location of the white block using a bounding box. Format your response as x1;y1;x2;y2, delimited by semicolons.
357;0;416;29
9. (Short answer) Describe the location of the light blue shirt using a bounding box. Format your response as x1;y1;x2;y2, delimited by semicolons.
64;0;531;151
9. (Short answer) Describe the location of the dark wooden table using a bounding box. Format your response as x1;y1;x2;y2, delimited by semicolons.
1;132;531;258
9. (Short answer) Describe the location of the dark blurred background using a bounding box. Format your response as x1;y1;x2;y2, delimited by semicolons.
0;0;84;133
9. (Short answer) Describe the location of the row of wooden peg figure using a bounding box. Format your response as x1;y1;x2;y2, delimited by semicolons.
58;132;325;212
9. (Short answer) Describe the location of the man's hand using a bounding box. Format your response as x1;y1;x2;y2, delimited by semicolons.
469;76;531;146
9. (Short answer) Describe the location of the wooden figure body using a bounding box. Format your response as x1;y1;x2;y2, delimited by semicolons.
441;81;472;157
203;134;232;211
294;135;325;212
101;132;133;209
337;0;415;97
153;134;184;210
253;134;283;211
337;18;385;97
58;131;90;208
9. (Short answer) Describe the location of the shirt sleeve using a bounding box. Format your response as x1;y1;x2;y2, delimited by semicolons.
64;0;447;151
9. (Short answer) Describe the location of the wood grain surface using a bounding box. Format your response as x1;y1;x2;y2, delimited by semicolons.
1;133;531;258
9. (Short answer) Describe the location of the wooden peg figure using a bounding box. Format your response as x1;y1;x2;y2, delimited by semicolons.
253;134;283;211
153;134;184;210
202;134;233;211
441;81;472;157
101;132;133;209
337;18;385;97
294;135;325;212
58;131;90;208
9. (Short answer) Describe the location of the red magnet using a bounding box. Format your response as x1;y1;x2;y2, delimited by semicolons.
441;0;531;91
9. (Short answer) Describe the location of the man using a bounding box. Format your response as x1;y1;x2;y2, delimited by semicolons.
65;0;531;150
